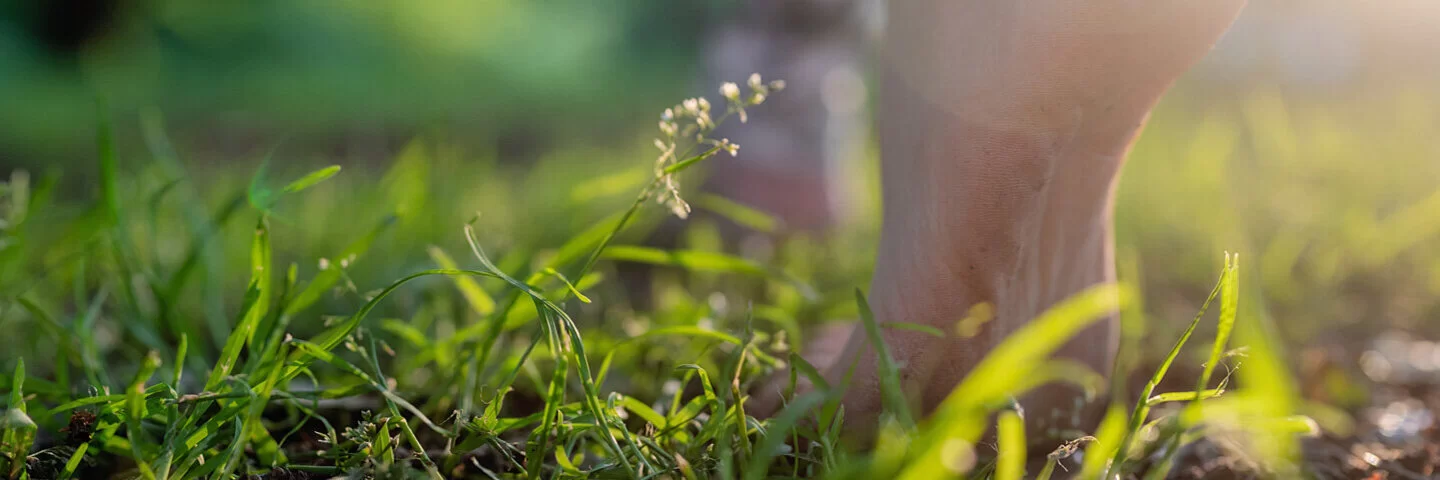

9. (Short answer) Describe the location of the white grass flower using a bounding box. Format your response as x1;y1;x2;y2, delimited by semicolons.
720;82;740;101
769;79;786;91
664;188;690;219
647;75;779;219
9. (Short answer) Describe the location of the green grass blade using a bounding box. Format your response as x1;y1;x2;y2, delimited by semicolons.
540;268;590;303
125;351;161;480
693;194;780;234
900;283;1132;480
2;360;36;480
246;144;282;211
995;409;1026;480
546;213;625;273
854;289;914;431
284;268;499;383
204;280;262;392
1149;388;1226;405
617;395;667;430
1079;403;1130;478
59;443;90;480
427;246;496;315
95;100;120;223
743;392;825;480
1195;253;1240;395
462;225;636;476
788;351;830;392
527;313;568;480
5;360;22;414
281;165;341;194
603;245;813;296
662;144;724;174
1108;259;1229;470
245;216;273;348
596;326;744;387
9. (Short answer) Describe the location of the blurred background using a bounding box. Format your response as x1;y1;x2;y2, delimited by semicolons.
4;0;1440;451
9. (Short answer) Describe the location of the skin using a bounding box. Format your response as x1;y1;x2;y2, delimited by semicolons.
753;0;1248;443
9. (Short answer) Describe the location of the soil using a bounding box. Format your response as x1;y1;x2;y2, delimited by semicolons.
1145;329;1440;479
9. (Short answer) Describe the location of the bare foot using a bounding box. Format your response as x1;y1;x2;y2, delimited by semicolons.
752;0;1247;446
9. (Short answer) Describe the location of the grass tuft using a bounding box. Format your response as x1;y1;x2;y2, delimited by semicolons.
0;78;1324;480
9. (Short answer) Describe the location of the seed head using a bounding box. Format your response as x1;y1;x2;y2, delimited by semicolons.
720;82;740;101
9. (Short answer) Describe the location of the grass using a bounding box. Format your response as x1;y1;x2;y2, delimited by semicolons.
0;77;1433;479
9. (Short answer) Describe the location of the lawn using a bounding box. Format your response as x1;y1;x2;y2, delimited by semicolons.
2;77;1438;479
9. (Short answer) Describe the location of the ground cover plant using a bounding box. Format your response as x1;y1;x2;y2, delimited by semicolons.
1;76;1438;479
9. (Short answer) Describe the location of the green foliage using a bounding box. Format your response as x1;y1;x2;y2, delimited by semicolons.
0;78;1400;479
1;361;35;480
